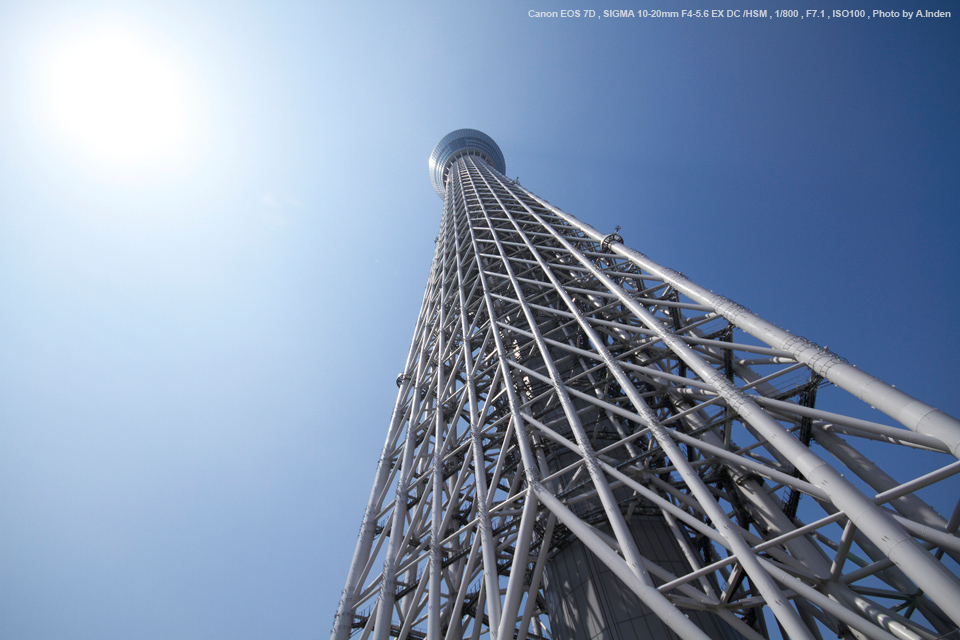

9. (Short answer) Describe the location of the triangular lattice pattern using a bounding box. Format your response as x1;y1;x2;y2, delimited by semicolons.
332;151;960;640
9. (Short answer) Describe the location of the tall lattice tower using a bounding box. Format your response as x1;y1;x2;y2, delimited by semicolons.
331;130;960;640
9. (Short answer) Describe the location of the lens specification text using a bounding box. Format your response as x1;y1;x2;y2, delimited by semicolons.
527;8;952;19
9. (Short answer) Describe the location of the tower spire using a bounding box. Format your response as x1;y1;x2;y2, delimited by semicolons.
332;131;960;640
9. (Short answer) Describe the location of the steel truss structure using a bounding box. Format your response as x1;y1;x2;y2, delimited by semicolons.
331;130;960;640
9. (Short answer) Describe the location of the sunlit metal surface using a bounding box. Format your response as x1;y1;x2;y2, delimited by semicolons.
332;131;960;640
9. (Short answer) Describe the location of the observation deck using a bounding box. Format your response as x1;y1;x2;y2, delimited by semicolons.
429;129;506;198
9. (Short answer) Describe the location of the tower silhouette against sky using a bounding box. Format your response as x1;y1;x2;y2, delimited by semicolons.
331;130;960;640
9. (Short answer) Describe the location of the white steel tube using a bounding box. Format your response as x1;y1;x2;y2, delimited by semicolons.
530;193;960;458
504;180;960;624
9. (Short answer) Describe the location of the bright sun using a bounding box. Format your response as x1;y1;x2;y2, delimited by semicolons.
42;25;191;166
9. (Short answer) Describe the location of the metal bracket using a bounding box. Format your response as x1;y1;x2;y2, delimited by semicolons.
601;226;623;251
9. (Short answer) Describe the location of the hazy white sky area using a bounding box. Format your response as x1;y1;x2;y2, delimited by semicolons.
0;1;957;639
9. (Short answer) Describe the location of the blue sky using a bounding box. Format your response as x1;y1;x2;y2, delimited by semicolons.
0;1;957;638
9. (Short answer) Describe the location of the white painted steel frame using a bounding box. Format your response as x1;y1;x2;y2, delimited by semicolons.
331;149;960;640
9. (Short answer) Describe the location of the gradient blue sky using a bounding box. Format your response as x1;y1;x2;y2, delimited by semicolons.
0;1;957;638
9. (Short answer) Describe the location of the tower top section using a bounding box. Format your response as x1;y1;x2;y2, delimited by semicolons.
429;129;506;198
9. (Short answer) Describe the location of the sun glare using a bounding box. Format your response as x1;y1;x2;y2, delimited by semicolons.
42;25;191;166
